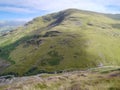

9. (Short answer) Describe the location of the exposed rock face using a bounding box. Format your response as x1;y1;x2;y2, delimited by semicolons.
43;31;61;37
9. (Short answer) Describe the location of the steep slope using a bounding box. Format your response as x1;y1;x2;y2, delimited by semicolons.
0;9;120;76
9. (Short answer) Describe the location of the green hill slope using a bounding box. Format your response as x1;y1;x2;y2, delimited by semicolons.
0;9;120;76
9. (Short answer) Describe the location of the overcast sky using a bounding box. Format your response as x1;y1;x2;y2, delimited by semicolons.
0;0;120;21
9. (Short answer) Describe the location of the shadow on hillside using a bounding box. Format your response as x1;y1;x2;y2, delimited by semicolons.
0;35;34;63
0;30;99;76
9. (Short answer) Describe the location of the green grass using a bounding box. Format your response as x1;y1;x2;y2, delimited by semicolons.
0;9;120;76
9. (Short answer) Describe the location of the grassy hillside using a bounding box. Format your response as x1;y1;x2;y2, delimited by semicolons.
0;9;120;76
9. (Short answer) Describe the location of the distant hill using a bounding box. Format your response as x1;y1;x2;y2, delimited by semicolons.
106;14;120;20
0;21;25;27
0;9;120;76
0;21;26;36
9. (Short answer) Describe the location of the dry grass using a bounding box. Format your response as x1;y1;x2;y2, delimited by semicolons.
0;68;120;90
